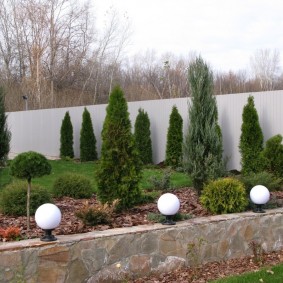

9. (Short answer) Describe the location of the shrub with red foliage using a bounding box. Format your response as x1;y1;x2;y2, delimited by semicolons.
0;226;21;241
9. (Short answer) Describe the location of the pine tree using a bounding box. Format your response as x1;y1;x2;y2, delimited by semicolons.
60;111;74;159
0;87;11;166
165;105;183;167
80;107;97;161
96;86;142;209
134;108;153;164
239;96;264;174
0;87;11;165
184;57;224;193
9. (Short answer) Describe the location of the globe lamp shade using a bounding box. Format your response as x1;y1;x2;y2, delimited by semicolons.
157;193;180;225
250;185;270;213
35;203;62;241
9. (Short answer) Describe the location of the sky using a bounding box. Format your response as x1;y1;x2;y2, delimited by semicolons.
94;0;283;72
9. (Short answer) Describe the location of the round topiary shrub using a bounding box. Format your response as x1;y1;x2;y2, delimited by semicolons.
200;177;248;214
53;173;93;199
0;181;52;216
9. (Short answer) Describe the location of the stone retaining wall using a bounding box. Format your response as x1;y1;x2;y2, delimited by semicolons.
0;209;282;283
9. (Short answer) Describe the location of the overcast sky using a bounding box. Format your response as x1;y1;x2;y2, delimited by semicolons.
94;0;283;72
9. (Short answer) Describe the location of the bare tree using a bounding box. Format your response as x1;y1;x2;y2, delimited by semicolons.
250;49;281;91
0;0;94;110
80;7;132;104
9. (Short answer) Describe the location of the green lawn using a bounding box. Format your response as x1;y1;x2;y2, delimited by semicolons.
0;160;192;193
141;168;192;190
211;263;283;283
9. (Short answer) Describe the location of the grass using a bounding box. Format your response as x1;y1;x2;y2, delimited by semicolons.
0;160;192;193
141;167;192;190
211;263;283;283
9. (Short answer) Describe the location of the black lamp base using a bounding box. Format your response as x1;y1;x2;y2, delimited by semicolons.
162;215;176;225
40;229;57;242
253;204;265;213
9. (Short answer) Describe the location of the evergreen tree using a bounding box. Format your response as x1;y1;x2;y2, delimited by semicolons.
261;134;283;177
96;86;142;209
80;107;97;161
60;111;74;159
183;57;224;193
239;96;264;174
165;105;183;167
134;108;153;164
0;87;11;165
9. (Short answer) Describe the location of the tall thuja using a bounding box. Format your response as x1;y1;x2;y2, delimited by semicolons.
96;86;142;209
60;111;74;159
80;107;97;161
165;105;183;167
183;57;224;193
239;96;264;174
0;87;11;165
134;108;152;164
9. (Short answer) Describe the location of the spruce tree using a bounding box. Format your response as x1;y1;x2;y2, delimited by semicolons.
0;87;11;165
134;108;153;164
184;57;224;193
60;111;74;159
165;105;183;168
80;107;97;161
96;86;142;209
239;96;264;174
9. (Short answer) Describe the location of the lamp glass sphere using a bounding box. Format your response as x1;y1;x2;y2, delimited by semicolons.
157;193;180;216
250;185;270;205
35;203;61;230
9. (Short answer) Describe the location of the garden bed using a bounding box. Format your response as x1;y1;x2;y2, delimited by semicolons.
1;188;282;241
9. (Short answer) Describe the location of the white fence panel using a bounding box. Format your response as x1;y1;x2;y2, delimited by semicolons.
7;90;283;170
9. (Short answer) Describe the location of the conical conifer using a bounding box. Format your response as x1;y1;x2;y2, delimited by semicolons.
96;86;142;208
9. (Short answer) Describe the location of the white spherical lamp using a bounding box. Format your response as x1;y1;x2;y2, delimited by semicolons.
35;203;62;241
157;193;180;225
250;185;270;213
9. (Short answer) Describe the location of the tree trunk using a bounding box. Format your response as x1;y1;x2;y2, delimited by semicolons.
27;179;31;230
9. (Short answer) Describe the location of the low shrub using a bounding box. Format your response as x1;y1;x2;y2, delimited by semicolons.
200;177;248;214
0;181;52;216
137;191;160;204
237;171;282;194
0;227;21;241
53;173;93;199
149;169;172;191
75;200;118;226
147;212;192;223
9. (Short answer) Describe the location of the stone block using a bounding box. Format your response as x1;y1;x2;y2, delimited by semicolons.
39;246;70;263
129;254;151;275
152;256;185;274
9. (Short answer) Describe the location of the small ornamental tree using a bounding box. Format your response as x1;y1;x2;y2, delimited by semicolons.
60;111;74;159
9;151;51;230
80;107;97;161
183;56;224;193
165;105;183;167
0;87;11;166
134;108;153;164
96;86;142;209
239;96;264;175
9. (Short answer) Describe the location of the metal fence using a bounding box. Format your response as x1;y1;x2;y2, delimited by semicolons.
7;90;283;170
